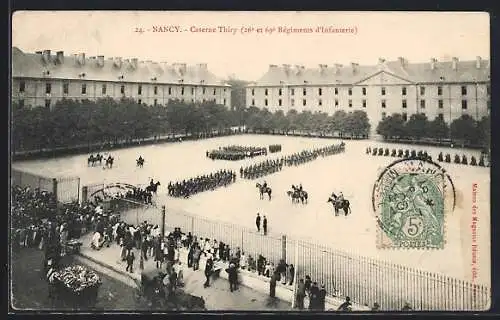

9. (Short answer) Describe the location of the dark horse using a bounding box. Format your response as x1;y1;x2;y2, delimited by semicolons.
327;193;351;216
256;183;272;201
146;181;161;194
136;157;145;168
105;156;114;169
88;154;103;167
287;189;308;204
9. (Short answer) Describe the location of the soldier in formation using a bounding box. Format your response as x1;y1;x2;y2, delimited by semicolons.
241;158;284;179
167;170;237;198
206;145;267;161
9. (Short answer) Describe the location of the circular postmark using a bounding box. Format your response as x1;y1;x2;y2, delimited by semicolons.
372;158;456;249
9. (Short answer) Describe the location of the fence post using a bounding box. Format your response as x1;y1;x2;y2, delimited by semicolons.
82;186;88;203
291;238;299;309
281;235;287;262
161;205;166;239
191;216;194;234
52;178;58;202
77;178;81;204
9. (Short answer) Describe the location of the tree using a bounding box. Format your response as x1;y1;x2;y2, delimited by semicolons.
331;110;348;136
450;114;479;145
345;110;371;138
427;117;449;141
405;113;429;140
376;113;406;139
476;115;490;149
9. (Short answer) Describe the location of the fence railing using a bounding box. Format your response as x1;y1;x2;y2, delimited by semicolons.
11;168;80;204
105;198;491;311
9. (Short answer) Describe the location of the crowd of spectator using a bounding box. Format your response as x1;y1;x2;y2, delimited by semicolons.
11;185;118;266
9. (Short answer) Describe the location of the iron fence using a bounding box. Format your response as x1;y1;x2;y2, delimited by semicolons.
109;199;490;311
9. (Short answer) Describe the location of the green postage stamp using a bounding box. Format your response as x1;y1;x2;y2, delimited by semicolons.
372;158;456;249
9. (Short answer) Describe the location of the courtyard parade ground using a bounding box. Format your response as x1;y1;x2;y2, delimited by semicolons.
12;134;490;285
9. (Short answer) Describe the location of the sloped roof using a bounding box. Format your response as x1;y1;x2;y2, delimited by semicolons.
11;47;229;86
250;58;490;86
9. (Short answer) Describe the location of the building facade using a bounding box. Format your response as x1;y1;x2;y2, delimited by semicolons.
246;57;490;131
12;47;231;109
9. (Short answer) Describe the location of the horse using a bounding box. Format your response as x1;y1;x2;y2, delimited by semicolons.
327;193;351;216
287;189;308;204
256;183;272;201
105;157;114;169
88;154;103;167
136;158;145;168
146;181;161;194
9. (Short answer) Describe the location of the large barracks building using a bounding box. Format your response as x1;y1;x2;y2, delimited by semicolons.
246;57;490;127
11;47;231;109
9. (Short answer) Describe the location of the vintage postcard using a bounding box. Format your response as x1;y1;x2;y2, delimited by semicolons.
10;11;491;312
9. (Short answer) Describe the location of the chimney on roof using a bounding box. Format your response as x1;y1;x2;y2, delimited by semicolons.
334;63;342;75
378;57;386;64
77;53;85;65
430;58;437;70
398;57;406;67
269;64;278;69
476;56;482;69
56;51;64;64
319;64;328;74
351;62;359;74
173;63;187;76
114;57;122;68
452;57;458;71
42;50;51;64
97;55;105;67
197;63;208;70
131;58;139;69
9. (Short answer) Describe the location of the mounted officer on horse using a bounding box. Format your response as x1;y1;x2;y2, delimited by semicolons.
327;192;351;216
287;184;308;204
256;181;272;201
137;156;145;168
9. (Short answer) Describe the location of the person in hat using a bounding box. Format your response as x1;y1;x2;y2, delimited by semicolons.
46;259;58;299
226;262;238;292
263;215;268;235
309;282;319;310
269;271;278;298
203;254;214;288
318;284;327;311
296;278;306;310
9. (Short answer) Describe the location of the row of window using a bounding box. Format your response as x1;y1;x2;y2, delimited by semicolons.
17;97;227;109
254;85;488;97
254;98;471;110
18;81;226;96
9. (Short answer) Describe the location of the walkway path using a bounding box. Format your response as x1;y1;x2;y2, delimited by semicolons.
79;234;291;311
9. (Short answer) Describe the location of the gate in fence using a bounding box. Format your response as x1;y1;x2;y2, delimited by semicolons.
11;168;80;203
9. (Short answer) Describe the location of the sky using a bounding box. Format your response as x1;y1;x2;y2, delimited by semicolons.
12;11;490;81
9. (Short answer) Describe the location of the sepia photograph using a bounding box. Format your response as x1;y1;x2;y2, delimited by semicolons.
10;11;491;312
